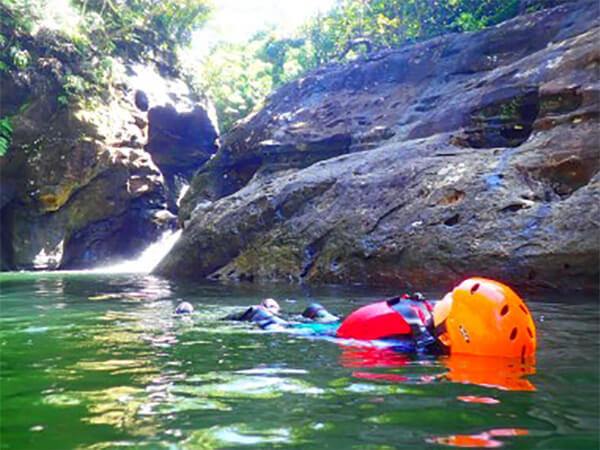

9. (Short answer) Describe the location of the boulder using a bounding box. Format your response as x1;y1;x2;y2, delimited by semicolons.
156;0;599;294
146;103;218;178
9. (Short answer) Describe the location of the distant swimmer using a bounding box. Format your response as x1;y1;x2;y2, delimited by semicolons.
222;298;288;329
175;301;194;314
300;303;340;323
223;299;341;331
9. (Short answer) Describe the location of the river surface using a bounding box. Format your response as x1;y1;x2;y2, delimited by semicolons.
0;272;598;449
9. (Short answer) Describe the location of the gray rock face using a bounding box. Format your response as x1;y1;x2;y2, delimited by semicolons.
146;103;218;179
156;1;599;294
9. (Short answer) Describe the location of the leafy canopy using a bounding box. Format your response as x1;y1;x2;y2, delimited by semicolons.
2;0;212;57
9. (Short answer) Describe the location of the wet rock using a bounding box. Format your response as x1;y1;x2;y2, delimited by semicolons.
135;90;149;112
0;26;216;270
146;103;218;178
157;0;599;294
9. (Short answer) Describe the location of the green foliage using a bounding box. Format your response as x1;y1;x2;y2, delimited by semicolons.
1;0;46;34
185;28;322;133
62;73;87;96
70;0;212;58
452;12;486;32
1;0;212;109
194;39;273;132
0;117;13;157
10;46;30;69
255;34;305;86
298;0;522;63
2;0;211;56
57;95;69;107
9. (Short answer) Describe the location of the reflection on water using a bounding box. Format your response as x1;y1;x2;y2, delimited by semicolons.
92;230;182;274
339;345;536;391
183;424;295;448
427;428;529;448
340;345;412;368
0;273;598;449
457;395;500;405
172;372;325;398
442;354;536;391
34;276;65;298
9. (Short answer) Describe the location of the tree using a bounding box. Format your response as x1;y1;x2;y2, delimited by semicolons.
72;0;212;59
197;39;273;132
256;36;304;87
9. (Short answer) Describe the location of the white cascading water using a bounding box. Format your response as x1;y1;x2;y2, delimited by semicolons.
82;64;190;276
91;172;189;274
92;229;182;274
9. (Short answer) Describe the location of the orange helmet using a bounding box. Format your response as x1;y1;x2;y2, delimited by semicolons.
433;278;537;358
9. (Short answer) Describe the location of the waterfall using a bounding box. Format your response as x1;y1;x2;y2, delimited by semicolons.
92;229;182;274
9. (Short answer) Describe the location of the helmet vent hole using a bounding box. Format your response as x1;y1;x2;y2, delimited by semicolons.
521;345;526;362
510;327;518;340
470;283;480;294
527;327;533;338
519;304;528;314
500;305;509;316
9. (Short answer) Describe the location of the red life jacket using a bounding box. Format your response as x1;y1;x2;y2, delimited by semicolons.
337;296;433;340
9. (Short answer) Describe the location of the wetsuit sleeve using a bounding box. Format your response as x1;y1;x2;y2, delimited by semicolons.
222;306;288;329
222;307;256;321
249;307;289;329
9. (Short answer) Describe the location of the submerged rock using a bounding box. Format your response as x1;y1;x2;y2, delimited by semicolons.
157;0;599;293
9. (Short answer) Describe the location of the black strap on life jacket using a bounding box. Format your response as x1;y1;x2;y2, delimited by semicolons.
388;299;436;352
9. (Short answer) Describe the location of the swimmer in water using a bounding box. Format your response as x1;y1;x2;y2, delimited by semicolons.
299;302;340;323
222;299;341;330
222;298;288;329
337;278;537;358
175;301;194;314
177;277;536;359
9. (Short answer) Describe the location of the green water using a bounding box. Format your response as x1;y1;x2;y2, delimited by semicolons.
0;272;598;449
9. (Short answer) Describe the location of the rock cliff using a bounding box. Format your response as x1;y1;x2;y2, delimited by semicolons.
156;0;599;293
0;26;218;270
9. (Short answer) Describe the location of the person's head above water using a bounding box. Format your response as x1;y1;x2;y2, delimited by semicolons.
175;301;194;315
260;298;280;315
302;303;340;323
432;277;537;358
